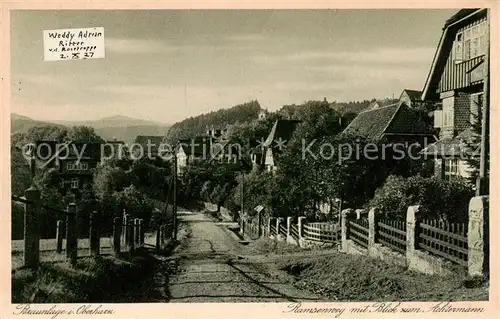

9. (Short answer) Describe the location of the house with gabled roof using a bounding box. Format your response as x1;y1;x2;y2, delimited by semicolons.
132;135;166;160
261;119;301;172
175;137;212;175
399;89;424;109
342;102;433;144
420;8;489;180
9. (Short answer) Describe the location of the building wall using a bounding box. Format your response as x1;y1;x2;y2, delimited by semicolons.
454;91;472;134
437;14;487;94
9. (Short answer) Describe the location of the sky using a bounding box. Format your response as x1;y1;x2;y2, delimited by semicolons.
10;9;458;124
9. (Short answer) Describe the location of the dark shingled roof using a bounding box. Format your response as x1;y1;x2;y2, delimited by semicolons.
263;119;301;148
177;137;212;157
134;135;164;146
343;103;431;141
133;135;165;156
420;128;476;157
343;104;399;141
444;9;481;28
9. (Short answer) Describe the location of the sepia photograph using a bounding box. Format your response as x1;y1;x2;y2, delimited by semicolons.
7;6;492;308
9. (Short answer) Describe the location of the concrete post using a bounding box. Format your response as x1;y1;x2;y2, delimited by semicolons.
267;217;272;236
341;209;355;252
122;211;127;245
368;208;380;255
129;219;135;253
139;219;144;246
56;220;64;253
257;211;262;237
134;218;140;246
297;216;306;238
113;217;121;256
122;214;129;248
468;196;489;277
24;187;41;268
406;205;421;265
286;217;293;237
355;209;366;220
66;203;77;266
156;225;161;252
89;211;100;257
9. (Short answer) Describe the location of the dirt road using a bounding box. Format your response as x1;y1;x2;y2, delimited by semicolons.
167;211;323;302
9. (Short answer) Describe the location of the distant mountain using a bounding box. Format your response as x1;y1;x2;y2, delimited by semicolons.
11;113;170;145
94;125;170;145
52;115;168;129
10;113;65;135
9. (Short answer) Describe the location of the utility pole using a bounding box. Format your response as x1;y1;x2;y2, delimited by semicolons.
477;8;490;196
240;172;244;225
173;150;178;239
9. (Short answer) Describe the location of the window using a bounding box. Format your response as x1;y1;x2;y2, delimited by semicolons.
67;162;88;170
444;159;459;179
454;21;487;63
70;178;79;189
442;96;454;127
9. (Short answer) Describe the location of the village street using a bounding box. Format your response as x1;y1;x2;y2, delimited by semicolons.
165;211;323;302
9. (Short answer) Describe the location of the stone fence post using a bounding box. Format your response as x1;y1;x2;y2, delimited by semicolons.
368;208;380;255
257;211;262;237
24;187;41;268
128;219;135;253
139;219;144;247
341;209;355;252
406;205;421;269
134;218;140;246
89;211;100;257
286;217;293;238
113;217;121;256
355;209;367;220
123;214;129;247
56;220;64;254
468;196;489;277
66;202;77;266
156;225;161;252
276;217;283;237
297;216;306;239
267;217;272;236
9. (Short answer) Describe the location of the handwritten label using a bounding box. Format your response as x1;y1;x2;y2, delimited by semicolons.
284;302;486;317
43;27;105;61
13;304;114;318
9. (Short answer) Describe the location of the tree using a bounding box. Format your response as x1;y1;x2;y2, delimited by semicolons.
66;126;105;143
464;107;489;191
369;175;474;222
93;163;129;200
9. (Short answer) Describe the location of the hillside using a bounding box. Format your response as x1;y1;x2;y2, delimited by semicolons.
166;100;261;142
11;113;170;144
52;115;168;129
10;113;65;135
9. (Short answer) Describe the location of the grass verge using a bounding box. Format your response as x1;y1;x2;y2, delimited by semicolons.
12;248;168;303
277;253;489;301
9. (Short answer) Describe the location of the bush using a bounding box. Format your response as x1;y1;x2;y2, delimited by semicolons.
369;175;474;222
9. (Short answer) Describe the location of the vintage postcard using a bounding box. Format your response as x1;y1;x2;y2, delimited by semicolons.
0;0;498;318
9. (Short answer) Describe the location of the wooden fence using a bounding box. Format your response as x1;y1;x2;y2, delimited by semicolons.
418;219;468;266
12;189;151;269
302;222;340;243
377;219;407;254
348;218;369;248
278;224;287;237
290;224;299;240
